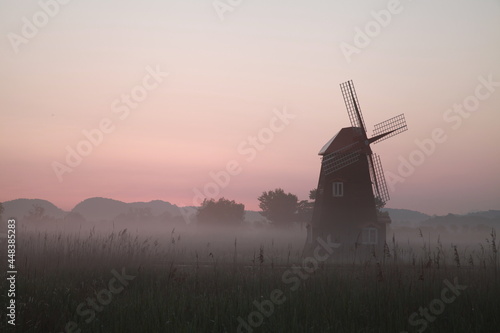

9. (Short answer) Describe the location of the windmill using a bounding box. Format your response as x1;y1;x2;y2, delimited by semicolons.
305;80;407;255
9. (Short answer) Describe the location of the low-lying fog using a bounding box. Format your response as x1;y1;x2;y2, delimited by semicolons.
4;215;498;268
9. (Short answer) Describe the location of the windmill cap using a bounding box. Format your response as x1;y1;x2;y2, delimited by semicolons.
319;127;364;155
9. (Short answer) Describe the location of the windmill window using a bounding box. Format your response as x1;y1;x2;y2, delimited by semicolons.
332;182;343;197
362;228;378;245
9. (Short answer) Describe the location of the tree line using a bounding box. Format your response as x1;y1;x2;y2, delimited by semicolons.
196;188;317;227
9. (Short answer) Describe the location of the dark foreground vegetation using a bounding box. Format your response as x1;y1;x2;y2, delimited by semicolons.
1;226;499;333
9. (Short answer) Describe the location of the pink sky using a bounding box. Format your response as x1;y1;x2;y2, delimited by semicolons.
1;1;500;215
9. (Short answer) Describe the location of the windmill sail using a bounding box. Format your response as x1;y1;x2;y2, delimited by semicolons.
322;148;361;175
340;80;367;132
369;153;390;203
372;114;408;144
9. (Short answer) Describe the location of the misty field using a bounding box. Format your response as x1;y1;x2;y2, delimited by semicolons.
1;224;499;333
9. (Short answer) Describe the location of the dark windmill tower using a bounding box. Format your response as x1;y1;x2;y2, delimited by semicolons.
305;80;407;257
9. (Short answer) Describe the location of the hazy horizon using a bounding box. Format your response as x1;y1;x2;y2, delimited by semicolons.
1;1;499;216
3;196;500;218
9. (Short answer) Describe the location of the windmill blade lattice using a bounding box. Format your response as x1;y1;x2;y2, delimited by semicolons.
340;80;366;132
372;114;408;144
369;153;390;203
322;142;362;176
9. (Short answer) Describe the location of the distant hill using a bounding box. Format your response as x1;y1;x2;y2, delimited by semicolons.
72;197;187;222
420;213;500;227
72;197;129;221
2;199;68;220
382;208;431;225
128;200;178;216
1;197;191;223
466;210;500;219
1;197;499;228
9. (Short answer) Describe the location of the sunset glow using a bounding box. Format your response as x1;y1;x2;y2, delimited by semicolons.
1;0;499;215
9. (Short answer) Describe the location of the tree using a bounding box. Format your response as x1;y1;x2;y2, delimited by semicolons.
309;188;317;201
374;197;386;212
297;188;318;226
375;197;389;218
297;200;313;225
258;188;298;227
27;204;45;221
25;204;54;223
196;198;245;226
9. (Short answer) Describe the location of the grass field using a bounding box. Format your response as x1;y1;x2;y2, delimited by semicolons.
1;224;499;333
